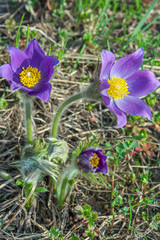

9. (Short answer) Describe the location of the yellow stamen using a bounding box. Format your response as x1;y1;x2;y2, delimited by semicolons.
107;77;129;100
89;153;100;168
19;65;41;88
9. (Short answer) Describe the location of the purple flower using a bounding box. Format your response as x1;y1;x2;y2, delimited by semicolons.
77;149;108;174
0;38;59;102
100;49;160;128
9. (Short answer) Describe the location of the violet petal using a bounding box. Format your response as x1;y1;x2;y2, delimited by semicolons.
127;70;160;97
110;48;143;79
0;64;13;83
107;99;127;128
10;82;19;91
39;56;59;83
25;38;45;68
116;95;152;120
100;80;110;91
95;150;108;174
8;46;29;72
28;83;52;102
10;81;32;92
100;50;116;81
102;94;111;105
100;81;111;105
96;150;107;163
96;163;108;174
77;157;93;172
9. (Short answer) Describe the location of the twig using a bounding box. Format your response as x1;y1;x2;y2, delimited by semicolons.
3;183;37;230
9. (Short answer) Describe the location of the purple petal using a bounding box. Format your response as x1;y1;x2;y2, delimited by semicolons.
25;38;45;68
79;150;94;161
116;95;152;120
101;89;108;97
110;48;143;79
0;64;13;83
10;80;32;92
96;162;108;174
77;157;93;172
100;79;110;90
102;94;110;105
96;149;107;162
127;70;160;97
28;83;52;102
100;81;111;105
39;56;59;83
100;50;116;81
107;99;127;128
10;82;19;91
8;46;29;73
94;149;108;174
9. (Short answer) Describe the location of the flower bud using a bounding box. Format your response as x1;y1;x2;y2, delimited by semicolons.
48;138;69;163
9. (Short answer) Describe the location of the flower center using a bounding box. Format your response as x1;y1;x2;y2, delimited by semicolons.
89;153;100;168
107;77;129;100
19;65;41;88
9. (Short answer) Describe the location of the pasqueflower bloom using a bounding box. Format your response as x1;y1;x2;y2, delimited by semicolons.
0;38;59;102
100;49;160;128
77;149;108;174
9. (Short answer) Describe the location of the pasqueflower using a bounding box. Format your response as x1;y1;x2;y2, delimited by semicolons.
0;38;59;102
100;49;160;128
77;149;108;174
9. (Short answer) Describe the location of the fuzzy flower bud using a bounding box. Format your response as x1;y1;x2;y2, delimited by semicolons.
12;138;69;185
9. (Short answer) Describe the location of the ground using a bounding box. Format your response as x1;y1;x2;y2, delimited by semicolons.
0;1;160;240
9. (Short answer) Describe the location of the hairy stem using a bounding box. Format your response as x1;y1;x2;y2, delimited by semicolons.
51;91;85;138
22;93;33;144
57;164;78;209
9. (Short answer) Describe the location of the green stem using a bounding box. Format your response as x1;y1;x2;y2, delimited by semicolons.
57;164;78;209
22;93;33;145
51;91;85;138
58;175;69;209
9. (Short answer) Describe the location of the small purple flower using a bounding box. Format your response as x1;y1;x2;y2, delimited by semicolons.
77;149;108;174
0;38;59;102
100;49;160;128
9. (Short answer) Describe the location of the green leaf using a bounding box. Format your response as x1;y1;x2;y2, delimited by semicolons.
85;229;91;234
123;141;129;149
98;173;108;188
88;230;95;238
92;212;98;220
15;14;24;48
150;220;159;231
138;129;148;139
130;141;138;149
35;187;48;193
82;204;91;212
16;178;24;186
83;32;91;43
0;219;3;227
105;142;111;148
106;150;112;156
26;24;30;45
116;146;122;153
118;195;123;205
120;152;125;159
7;226;15;231
47;44;52;56
83;210;91;219
157;159;160;164
72;236;80;240
89;219;94;226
